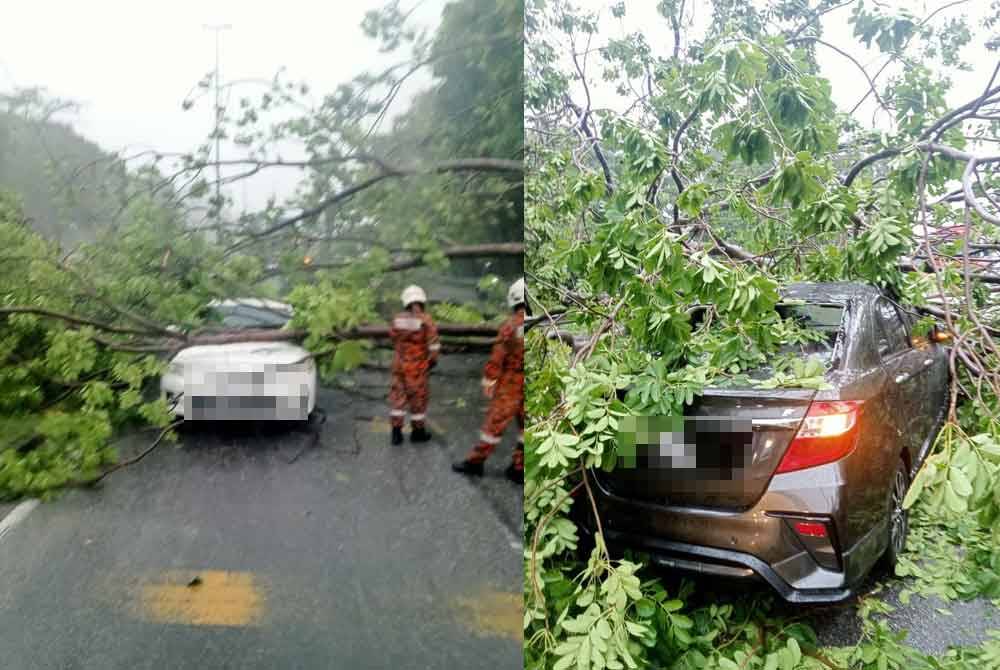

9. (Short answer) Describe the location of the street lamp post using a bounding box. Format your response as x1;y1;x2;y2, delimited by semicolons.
203;23;231;232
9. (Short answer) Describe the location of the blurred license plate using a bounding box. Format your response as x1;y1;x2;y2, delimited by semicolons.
616;415;753;472
188;396;306;420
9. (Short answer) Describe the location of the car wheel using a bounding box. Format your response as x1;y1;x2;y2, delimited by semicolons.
882;457;910;568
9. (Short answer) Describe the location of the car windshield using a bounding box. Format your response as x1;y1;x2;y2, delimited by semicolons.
774;303;844;363
208;304;291;329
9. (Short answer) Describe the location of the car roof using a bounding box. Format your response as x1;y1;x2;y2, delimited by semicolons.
781;281;881;303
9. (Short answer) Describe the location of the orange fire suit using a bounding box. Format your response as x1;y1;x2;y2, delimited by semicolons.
388;310;440;429
466;308;525;470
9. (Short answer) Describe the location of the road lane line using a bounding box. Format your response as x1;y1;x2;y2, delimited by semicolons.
0;499;39;542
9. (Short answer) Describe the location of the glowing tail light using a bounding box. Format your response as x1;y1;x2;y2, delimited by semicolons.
775;401;863;474
793;521;828;538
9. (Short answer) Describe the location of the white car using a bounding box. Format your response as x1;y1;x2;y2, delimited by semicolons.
161;299;318;421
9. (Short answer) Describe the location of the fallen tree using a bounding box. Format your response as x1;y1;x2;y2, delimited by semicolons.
0;0;523;500
257;242;525;280
0;188;510;500
0;310;500;352
526;0;1000;668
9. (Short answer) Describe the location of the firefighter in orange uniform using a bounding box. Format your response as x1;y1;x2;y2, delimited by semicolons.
452;278;525;483
389;285;440;445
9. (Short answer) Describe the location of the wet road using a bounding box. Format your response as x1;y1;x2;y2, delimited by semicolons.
0;355;523;669
652;565;998;656
788;575;1000;655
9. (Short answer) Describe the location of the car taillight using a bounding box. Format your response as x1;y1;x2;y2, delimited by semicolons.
793;521;828;538
775;400;862;474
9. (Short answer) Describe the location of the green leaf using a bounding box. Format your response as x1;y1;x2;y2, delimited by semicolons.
786;637;801;667
949;467;973;497
944;482;967;513
635;599;655;618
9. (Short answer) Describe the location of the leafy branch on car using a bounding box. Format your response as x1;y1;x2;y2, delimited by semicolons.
526;0;1000;667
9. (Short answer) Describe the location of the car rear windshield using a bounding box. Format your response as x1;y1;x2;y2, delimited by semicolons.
209;304;290;329
774;303;844;363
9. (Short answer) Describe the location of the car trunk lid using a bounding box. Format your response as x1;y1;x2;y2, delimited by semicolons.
599;385;817;510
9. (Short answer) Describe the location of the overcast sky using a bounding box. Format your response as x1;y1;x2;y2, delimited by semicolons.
0;0;444;211
567;0;996;133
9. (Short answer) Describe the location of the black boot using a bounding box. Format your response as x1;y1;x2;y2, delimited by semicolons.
504;463;524;484
451;459;485;476
391;426;404;446
410;425;432;443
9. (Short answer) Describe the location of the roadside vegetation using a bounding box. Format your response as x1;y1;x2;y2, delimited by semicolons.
0;0;523;499
524;0;1000;667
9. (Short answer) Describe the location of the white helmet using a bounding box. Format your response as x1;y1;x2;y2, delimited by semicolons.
507;277;526;308
401;285;427;307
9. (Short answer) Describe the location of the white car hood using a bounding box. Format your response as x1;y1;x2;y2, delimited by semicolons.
171;341;310;368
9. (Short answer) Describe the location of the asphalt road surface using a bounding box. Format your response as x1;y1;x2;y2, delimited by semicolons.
0;354;523;669
645;557;998;656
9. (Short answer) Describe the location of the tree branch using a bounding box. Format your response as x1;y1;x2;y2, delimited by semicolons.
917;143;1000;224
262;242;524;279
565;98;614;195
0;307;169;338
790;36;890;117
223;157;523;255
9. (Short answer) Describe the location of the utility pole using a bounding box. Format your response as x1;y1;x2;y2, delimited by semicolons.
203;23;231;229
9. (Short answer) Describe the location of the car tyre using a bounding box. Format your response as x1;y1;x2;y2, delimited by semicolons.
881;457;910;570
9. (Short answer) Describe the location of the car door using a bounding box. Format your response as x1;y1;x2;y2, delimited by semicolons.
897;304;949;458
873;298;929;463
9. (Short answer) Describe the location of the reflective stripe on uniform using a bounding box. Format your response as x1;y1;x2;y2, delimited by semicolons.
393;317;422;331
390;410;407;417
479;431;503;445
428;343;441;351
481;377;497;388
516;325;524;339
411;413;426;421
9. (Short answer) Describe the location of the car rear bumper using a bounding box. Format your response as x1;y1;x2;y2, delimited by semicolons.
583;463;886;603
161;372;317;421
591;526;853;603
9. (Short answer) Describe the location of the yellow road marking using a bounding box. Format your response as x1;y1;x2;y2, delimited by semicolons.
452;590;522;640
138;570;264;627
368;417;391;434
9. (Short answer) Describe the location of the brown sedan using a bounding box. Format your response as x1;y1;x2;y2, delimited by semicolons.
578;282;950;603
